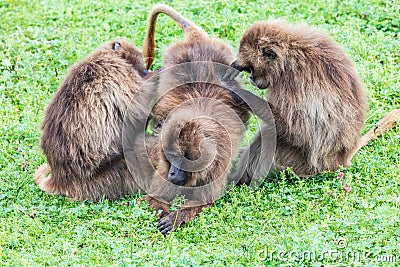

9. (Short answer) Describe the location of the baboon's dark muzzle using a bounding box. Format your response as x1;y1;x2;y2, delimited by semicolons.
168;164;187;186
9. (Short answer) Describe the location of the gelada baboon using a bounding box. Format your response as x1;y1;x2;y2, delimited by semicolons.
230;19;400;182
142;4;251;234
34;39;156;201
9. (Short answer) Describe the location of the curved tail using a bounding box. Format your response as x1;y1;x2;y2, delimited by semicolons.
143;4;208;69
356;109;400;152
34;163;51;187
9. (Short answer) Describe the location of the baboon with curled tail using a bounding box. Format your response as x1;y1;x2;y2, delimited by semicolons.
230;19;399;183
142;4;251;235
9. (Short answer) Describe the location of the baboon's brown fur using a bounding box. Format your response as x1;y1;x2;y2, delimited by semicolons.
142;4;250;234
34;39;154;201
231;19;399;182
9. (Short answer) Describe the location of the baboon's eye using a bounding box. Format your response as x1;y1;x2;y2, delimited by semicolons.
152;120;163;132
113;42;121;51
184;151;192;160
262;47;276;59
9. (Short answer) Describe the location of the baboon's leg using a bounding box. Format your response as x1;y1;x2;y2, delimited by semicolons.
273;142;317;177
229;131;263;186
37;159;138;201
157;203;212;235
85;159;139;201
233;110;400;183
355;109;400;153
276;109;400;176
146;195;170;218
230;129;277;186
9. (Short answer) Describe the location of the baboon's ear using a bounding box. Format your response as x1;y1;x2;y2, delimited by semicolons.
113;42;121;52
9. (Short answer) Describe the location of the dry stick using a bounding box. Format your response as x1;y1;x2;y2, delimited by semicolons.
15;146;29;171
14;205;35;219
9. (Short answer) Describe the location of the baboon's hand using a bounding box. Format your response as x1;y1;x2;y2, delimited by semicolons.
222;66;240;81
158;210;184;235
221;59;243;81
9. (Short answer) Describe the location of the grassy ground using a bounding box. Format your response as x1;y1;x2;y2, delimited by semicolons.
1;0;399;266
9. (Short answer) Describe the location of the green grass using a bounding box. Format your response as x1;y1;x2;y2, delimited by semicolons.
1;0;399;266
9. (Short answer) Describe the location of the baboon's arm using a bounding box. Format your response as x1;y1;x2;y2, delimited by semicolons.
146;195;171;218
157;203;212;235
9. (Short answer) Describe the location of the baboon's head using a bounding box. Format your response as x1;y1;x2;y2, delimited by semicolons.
108;39;148;77
155;108;233;187
233;19;331;90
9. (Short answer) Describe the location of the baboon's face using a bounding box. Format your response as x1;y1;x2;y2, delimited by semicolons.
110;40;148;77
162;123;202;186
234;22;288;89
157;117;224;187
164;139;205;187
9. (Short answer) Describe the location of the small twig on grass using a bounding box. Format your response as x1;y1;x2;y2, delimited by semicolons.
14;205;36;219
15;146;29;171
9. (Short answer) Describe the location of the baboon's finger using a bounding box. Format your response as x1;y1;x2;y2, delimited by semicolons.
222;67;240;81
158;216;174;235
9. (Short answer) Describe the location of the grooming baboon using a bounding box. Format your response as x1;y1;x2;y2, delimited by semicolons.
142;4;251;234
34;39;156;201
229;19;400;183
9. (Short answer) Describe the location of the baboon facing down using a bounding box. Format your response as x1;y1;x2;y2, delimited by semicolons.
142;4;251;234
230;19;399;182
35;39;154;201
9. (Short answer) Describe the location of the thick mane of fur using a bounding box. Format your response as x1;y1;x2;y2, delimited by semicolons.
36;40;151;201
151;34;250;128
163;39;236;67
236;19;368;176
